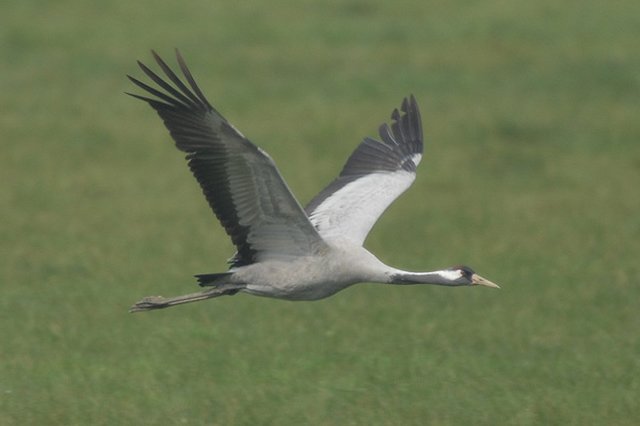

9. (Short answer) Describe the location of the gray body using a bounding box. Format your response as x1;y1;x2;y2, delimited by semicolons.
236;239;389;300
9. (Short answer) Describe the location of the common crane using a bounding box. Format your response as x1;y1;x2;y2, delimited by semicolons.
128;50;499;312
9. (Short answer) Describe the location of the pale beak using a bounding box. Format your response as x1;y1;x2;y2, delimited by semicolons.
471;274;500;289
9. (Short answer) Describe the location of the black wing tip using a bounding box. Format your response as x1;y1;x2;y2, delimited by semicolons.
399;94;420;119
378;95;422;142
390;94;423;150
407;93;418;106
124;90;144;100
141;48;178;61
388;95;420;125
135;58;154;76
138;49;177;77
150;49;172;73
174;48;185;63
128;49;213;110
400;94;421;122
149;48;181;60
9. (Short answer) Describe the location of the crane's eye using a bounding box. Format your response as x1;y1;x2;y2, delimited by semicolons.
457;266;475;279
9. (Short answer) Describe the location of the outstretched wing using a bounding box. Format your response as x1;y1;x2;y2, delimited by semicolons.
305;96;423;245
128;50;326;267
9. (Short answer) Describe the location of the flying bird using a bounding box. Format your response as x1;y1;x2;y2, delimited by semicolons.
127;50;499;312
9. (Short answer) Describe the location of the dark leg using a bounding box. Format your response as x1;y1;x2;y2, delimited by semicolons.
129;285;243;313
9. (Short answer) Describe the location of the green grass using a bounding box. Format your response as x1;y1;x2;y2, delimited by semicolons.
2;0;639;424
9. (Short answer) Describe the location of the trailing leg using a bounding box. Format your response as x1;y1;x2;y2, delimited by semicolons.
129;285;244;313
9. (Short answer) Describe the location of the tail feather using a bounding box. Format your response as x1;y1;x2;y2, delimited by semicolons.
195;272;233;287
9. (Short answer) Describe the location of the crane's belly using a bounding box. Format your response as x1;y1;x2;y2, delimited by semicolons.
229;243;389;301
232;257;364;301
242;279;354;301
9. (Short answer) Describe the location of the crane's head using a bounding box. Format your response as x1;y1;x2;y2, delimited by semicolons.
445;265;500;288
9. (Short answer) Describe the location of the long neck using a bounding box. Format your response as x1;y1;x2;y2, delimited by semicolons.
387;269;464;287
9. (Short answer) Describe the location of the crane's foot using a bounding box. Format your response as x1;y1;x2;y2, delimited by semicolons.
129;296;170;313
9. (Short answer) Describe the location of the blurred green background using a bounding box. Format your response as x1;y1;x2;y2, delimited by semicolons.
1;0;639;424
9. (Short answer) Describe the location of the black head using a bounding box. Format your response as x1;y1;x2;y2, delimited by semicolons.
450;265;475;279
446;265;499;288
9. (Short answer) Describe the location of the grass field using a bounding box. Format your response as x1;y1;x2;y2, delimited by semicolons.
2;0;639;424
